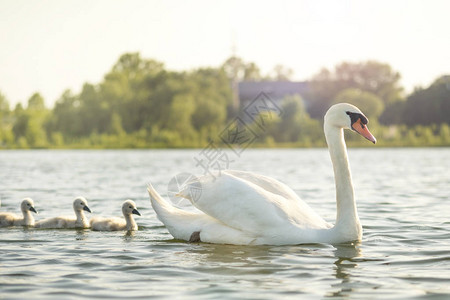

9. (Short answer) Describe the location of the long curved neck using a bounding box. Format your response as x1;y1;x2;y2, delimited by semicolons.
124;214;137;231
22;210;35;226
324;123;361;236
75;210;88;227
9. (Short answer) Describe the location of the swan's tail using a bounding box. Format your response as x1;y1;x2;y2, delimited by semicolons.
147;183;175;216
147;182;257;245
147;183;202;241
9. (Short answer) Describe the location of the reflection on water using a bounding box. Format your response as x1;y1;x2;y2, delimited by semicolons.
75;229;89;240
328;243;362;298
0;149;449;299
123;230;136;242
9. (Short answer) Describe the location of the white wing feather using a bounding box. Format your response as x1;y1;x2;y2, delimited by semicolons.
178;170;329;236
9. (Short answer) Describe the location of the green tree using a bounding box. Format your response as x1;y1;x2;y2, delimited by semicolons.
12;94;49;148
26;93;49;147
333;61;402;104
334;88;384;119
402;75;450;126
439;123;450;144
0;91;10;113
166;94;196;139
190;68;230;132
256;95;321;145
378;100;405;125
49;90;82;139
271;64;293;81
12;104;27;138
110;112;125;136
307;61;403;119
0;91;13;147
222;56;246;81
27;93;46;110
100;53;165;133
243;62;262;81
222;56;265;81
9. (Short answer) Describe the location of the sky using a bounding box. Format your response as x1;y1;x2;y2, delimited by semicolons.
0;0;449;107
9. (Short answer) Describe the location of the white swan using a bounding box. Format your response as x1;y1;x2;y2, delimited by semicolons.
148;103;376;245
90;200;141;231
35;197;92;229
0;198;37;227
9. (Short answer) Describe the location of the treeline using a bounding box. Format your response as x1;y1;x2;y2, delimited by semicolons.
0;53;449;149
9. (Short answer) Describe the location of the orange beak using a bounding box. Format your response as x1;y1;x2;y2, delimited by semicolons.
352;119;377;144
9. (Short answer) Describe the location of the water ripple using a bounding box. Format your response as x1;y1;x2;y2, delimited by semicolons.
1;149;449;299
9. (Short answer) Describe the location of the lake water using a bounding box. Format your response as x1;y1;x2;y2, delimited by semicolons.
1;148;449;299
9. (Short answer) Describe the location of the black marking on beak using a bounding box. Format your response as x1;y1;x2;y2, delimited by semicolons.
83;206;92;213
346;111;368;129
347;111;376;144
29;206;37;214
132;208;141;216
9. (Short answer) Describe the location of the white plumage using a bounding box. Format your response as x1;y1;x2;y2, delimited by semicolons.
35;197;91;229
0;198;37;227
148;103;377;245
90;200;141;231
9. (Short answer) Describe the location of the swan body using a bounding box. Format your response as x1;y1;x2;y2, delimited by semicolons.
90;200;141;231
35;197;91;229
0;198;37;227
148;103;376;245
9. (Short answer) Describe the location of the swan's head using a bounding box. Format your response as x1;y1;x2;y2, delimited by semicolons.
122;200;141;216
73;197;92;213
21;198;37;214
324;103;377;144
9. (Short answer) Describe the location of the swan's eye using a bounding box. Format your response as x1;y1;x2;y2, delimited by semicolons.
129;206;132;209
27;204;30;206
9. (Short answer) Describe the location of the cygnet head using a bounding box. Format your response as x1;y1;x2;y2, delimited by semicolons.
324;103;376;144
73;197;92;213
122;200;141;216
21;198;37;214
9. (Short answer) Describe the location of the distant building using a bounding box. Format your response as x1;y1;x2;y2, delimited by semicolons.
238;81;309;109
